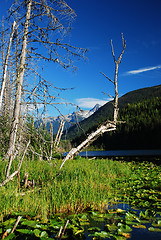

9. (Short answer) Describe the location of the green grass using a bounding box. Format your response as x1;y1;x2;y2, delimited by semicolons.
0;157;161;222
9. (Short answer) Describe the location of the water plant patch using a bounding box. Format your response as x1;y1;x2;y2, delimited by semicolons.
0;158;161;239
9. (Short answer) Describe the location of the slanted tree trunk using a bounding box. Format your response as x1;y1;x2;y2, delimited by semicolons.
0;140;30;187
0;21;16;111
54;119;65;148
5;0;32;177
49;122;53;161
60;34;126;170
59;121;116;169
56;120;65;148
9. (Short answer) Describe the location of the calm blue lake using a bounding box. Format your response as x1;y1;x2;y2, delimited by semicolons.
64;149;161;157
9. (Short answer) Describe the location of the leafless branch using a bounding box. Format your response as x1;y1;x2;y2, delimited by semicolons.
100;71;114;84
111;39;116;63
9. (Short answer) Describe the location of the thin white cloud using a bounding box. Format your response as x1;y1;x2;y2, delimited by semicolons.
76;98;109;109
126;65;161;75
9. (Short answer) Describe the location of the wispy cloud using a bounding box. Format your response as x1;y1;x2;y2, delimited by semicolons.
76;98;109;109
125;65;161;75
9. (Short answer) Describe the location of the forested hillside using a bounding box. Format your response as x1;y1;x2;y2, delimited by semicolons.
67;85;161;150
91;96;161;150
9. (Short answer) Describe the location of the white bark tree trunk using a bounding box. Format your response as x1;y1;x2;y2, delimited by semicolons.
0;21;16;111
59;121;116;169
112;34;126;122
59;34;126;169
0;140;30;187
5;0;32;178
56;120;65;148
113;63;119;123
50;122;53;161
54;120;65;148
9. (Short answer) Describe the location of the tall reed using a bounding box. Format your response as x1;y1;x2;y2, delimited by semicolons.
0;157;137;220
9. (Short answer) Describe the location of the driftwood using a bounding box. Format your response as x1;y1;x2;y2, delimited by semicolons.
57;220;69;240
0;171;19;187
2;216;22;239
11;216;22;233
57;226;63;240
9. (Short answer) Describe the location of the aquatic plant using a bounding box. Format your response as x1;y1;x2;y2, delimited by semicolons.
0;157;161;239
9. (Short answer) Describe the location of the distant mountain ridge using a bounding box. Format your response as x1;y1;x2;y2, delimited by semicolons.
42;104;101;134
65;84;161;141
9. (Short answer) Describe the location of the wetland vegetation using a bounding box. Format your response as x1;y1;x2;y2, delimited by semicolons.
0;157;161;239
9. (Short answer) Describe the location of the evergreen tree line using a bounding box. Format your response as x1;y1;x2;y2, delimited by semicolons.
72;96;161;150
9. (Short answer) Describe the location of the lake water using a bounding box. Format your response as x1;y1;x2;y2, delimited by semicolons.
83;203;161;240
64;149;161;158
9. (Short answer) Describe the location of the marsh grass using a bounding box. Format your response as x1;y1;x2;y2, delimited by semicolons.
0;157;160;222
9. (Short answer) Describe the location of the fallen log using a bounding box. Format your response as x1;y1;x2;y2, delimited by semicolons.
59;121;116;169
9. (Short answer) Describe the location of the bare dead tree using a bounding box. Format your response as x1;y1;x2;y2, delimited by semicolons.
0;21;16;111
49;121;53;161
2;0;87;177
54;119;65;148
56;120;65;148
110;33;126;122
5;0;32;178
0;140;30;187
59;34;126;169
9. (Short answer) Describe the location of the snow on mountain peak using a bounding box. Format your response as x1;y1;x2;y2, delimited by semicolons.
89;104;101;113
42;104;101;134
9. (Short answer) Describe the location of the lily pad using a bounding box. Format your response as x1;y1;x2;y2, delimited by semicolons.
132;224;146;229
88;227;101;232
80;221;90;226
118;223;132;233
33;228;41;237
116;208;126;213
106;224;118;232
16;229;33;234
148;227;161;232
75;229;84;235
126;220;137;225
94;231;111;239
21;220;38;228
40;231;48;237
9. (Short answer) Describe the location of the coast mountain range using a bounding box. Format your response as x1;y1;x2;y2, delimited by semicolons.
40;104;101;135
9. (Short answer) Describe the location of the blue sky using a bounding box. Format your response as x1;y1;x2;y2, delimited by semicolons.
1;0;161;116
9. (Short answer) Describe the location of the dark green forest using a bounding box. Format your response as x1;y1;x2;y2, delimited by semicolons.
64;84;161;143
70;95;161;150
